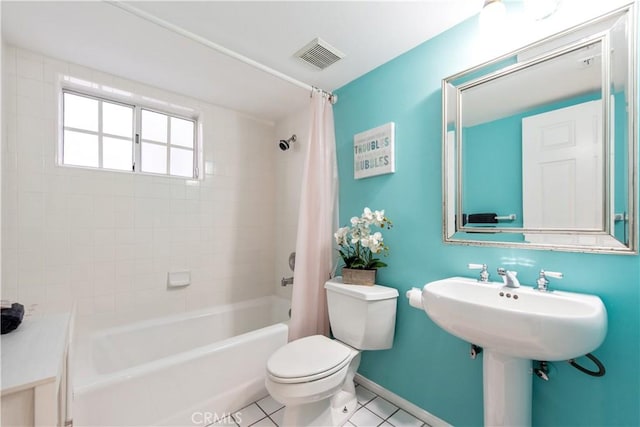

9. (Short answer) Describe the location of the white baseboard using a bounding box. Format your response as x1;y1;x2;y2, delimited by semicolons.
354;374;452;427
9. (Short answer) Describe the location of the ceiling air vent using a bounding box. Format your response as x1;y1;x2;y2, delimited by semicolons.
295;38;345;70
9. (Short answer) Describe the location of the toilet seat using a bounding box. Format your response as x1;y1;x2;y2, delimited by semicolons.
267;335;355;384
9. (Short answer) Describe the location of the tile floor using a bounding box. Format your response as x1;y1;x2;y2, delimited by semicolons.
212;383;431;427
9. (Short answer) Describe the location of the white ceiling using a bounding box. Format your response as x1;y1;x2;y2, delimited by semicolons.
1;1;483;122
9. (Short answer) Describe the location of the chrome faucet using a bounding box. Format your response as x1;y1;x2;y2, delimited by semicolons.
497;268;520;288
536;269;563;291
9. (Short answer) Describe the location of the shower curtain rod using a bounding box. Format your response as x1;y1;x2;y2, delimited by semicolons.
106;1;337;104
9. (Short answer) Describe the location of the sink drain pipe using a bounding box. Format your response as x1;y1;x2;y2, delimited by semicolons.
533;353;606;381
568;353;606;377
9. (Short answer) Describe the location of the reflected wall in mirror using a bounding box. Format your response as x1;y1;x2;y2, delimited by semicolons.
443;4;637;254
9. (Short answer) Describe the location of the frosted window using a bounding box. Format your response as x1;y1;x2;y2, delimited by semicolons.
103;102;133;137
170;117;194;148
142;110;168;143
103;137;132;171
141;142;167;174
60;89;198;179
63;130;98;167
64;93;98;131
170;147;194;177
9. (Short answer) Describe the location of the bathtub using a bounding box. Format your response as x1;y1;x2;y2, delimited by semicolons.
73;296;290;426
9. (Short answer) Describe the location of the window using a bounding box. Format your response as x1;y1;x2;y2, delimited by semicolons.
140;109;195;177
61;91;198;178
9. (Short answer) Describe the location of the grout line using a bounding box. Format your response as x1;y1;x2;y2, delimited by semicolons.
384;407;400;424
255;402;269;417
249;401;271;427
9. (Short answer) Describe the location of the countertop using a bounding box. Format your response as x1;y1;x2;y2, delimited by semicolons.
1;312;71;394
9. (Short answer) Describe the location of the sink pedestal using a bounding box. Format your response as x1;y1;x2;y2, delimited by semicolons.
483;350;532;427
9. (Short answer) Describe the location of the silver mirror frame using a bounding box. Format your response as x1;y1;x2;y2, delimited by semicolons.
442;4;638;254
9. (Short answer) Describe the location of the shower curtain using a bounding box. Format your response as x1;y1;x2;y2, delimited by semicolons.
289;90;338;341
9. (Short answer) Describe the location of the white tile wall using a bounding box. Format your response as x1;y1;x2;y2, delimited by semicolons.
1;45;277;318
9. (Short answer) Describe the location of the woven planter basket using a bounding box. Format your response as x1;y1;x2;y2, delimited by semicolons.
342;268;376;286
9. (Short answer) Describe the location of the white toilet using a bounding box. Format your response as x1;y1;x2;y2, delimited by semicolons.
266;278;399;426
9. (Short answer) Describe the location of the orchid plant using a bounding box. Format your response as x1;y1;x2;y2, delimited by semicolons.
334;207;392;270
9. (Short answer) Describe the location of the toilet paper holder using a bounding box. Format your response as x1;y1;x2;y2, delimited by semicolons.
406;287;423;309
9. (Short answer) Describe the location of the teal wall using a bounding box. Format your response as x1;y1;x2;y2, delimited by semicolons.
333;11;640;427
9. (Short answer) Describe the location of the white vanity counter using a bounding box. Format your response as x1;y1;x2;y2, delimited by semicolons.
1;312;71;427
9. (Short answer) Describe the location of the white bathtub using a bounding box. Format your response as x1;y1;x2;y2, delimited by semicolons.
73;296;290;426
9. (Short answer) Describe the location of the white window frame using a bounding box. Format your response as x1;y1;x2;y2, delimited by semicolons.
59;87;200;179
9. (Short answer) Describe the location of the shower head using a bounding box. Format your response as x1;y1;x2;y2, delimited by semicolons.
279;134;297;151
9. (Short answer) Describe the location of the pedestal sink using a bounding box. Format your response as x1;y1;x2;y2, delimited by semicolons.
418;277;607;426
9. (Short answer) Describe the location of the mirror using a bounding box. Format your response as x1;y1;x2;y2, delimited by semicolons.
443;4;637;254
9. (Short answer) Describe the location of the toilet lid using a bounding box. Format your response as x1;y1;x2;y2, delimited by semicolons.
267;335;353;382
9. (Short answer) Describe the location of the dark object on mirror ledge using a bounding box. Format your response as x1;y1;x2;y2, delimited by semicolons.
467;213;498;224
1;302;25;334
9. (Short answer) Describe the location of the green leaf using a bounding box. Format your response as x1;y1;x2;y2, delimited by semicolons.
368;260;387;269
351;259;366;268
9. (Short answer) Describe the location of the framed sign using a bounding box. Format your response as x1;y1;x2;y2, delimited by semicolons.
353;122;395;179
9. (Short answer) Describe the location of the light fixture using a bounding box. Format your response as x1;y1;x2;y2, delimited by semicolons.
480;0;507;29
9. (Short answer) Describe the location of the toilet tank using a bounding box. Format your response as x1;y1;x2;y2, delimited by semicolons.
325;278;399;350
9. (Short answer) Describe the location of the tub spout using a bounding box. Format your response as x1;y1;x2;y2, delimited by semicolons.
281;276;294;286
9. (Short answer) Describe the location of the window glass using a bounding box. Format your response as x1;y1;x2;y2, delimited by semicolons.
64;93;98;131
141;142;167;174
103;137;133;171
142;110;168;143
170;147;194;177
170;117;194;148
103;102;133;138
63;130;99;167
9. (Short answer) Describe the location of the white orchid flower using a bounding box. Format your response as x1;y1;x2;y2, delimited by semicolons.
334;227;349;245
367;232;382;253
350;216;359;226
373;210;385;225
362;207;374;222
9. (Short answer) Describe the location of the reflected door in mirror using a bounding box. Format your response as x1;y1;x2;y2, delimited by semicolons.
523;100;603;244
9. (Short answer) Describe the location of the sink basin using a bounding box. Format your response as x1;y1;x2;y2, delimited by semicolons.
422;277;607;361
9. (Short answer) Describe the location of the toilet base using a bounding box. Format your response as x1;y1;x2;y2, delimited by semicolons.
280;353;361;427
281;387;358;427
330;389;359;425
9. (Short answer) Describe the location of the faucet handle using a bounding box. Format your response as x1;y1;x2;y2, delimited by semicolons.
468;263;489;282
542;270;563;279
536;269;563;291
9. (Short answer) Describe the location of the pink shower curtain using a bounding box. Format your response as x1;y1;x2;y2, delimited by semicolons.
288;91;338;341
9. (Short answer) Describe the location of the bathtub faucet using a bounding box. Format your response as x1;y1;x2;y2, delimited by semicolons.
281;276;294;287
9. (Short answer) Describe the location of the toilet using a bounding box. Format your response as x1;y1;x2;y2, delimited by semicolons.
266;278;399;426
